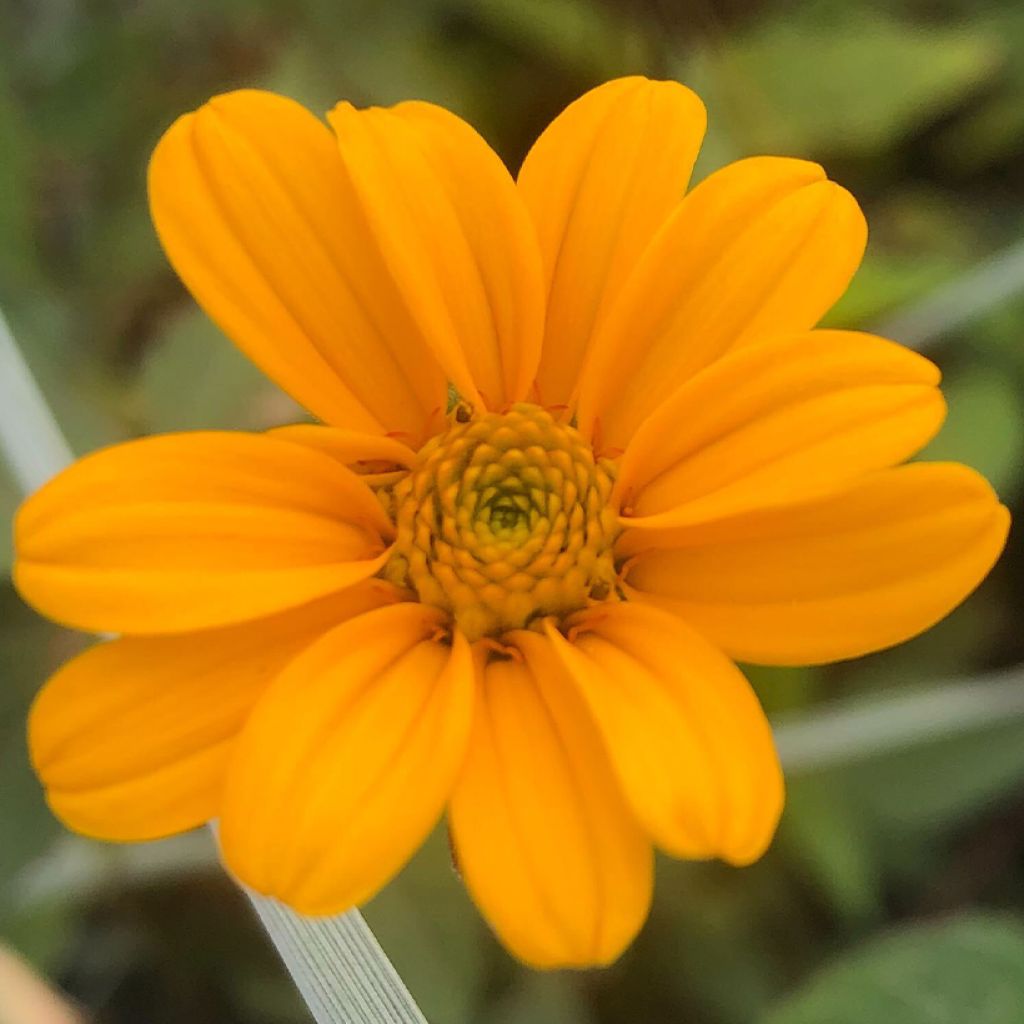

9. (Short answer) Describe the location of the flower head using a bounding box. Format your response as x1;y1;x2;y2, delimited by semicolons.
384;402;619;639
14;77;1009;968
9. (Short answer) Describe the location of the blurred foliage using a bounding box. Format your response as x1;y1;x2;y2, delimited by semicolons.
687;4;1001;161
763;915;1024;1024
2;0;1024;1021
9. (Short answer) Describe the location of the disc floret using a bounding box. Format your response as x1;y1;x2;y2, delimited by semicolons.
384;403;619;640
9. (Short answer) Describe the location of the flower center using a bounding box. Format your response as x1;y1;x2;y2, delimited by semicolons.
383;403;620;640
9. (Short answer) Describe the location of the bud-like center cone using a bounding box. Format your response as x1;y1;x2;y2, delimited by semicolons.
383;403;620;640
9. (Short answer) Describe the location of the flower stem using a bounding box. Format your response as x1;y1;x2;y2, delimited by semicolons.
0;308;74;493
773;665;1024;774
875;237;1024;351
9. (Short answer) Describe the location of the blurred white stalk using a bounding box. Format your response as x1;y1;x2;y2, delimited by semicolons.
773;666;1024;774
0;307;426;1024
875;236;1024;350
0;308;74;494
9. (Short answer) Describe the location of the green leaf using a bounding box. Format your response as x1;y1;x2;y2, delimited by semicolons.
840;711;1024;839
763;915;1024;1024
467;0;647;80
780;776;883;926
921;365;1024;497
936;9;1024;173
685;7;1000;158
745;664;821;716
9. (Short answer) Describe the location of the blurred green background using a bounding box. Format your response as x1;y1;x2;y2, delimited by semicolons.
2;0;1024;1021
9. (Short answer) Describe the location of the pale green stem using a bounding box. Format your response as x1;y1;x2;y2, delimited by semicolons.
0;308;74;494
773;666;1024;774
875;236;1024;350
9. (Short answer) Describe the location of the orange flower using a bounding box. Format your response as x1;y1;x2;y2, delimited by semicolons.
14;78;1009;968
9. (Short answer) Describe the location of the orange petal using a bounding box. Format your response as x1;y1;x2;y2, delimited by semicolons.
29;582;397;842
269;424;417;489
616;330;945;529
219;604;474;914
577;157;867;447
326;100;545;411
449;637;652;968
149;90;448;441
517;77;706;408
269;424;417;469
543;604;782;864
14;432;390;635
624;463;1010;665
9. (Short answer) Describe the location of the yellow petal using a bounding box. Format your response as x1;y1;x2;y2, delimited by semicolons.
149;90;448;442
326;100;545;411
29;582;397;842
624;463;1011;665
616;330;945;529
543;604;782;864
517;77;707;408
269;424;417;469
14;432;390;634
269;424;417;489
577;157;867;447
449;636;652;968
219;604;473;914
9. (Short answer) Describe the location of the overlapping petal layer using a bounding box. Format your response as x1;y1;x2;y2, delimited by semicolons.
15;433;391;634
545;604;782;864
449;635;652;968
327;101;545;411
29;583;397;841
220;603;474;914
616;330;945;529
269;424;417;487
149;90;448;442
269;425;417;471
625;463;1010;665
518;77;707;408
577;157;867;447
